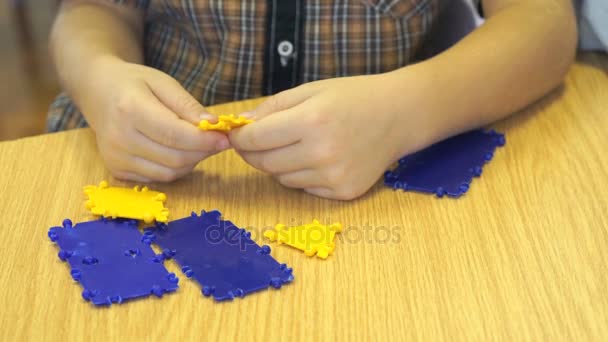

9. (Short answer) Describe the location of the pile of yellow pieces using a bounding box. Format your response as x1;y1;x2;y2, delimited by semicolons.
264;220;343;260
83;181;169;224
198;114;254;132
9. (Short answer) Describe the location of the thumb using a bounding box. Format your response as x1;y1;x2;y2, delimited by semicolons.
146;73;210;125
246;83;319;120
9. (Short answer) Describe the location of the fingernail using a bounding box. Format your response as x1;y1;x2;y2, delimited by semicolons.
200;113;216;122
241;111;255;119
215;138;230;152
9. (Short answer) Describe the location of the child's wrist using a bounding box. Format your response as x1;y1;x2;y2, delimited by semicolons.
67;54;126;128
379;64;445;161
88;54;124;78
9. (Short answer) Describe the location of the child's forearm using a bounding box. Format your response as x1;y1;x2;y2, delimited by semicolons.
50;1;144;103
390;0;577;142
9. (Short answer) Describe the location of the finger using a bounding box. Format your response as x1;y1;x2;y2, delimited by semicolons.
110;171;152;183
238;142;315;174
130;156;196;182
276;170;324;189
127;131;210;169
133;94;230;152
146;72;208;125
247;83;320;120
306;186;364;200
229;107;304;152
108;150;196;182
304;187;334;198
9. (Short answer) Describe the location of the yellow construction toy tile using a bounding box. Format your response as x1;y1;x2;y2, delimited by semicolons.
83;181;169;223
198;114;254;132
264;220;342;259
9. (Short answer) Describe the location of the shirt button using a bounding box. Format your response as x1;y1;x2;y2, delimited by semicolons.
277;40;294;57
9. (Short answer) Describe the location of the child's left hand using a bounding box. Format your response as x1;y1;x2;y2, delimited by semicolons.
229;73;436;200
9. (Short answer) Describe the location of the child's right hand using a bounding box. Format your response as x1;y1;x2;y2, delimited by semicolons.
79;56;229;182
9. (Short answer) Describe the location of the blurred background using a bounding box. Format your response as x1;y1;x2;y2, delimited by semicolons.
1;1;60;141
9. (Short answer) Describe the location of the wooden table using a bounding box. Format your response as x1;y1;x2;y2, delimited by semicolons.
1;53;607;341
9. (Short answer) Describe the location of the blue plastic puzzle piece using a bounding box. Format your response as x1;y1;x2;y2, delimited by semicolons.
384;129;505;198
48;218;179;306
144;210;293;301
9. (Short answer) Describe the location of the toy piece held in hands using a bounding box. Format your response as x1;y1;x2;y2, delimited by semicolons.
264;219;343;259
198;114;254;132
83;180;169;223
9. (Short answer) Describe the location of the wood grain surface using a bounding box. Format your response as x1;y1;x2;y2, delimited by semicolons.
0;54;607;341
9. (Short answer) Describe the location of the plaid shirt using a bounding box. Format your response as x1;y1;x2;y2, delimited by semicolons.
48;0;441;131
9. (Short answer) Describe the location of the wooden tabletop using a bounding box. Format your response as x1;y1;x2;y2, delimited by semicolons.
1;53;607;341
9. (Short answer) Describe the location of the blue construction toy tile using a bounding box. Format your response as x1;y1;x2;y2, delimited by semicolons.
384;129;505;198
47;218;179;306
144;210;294;301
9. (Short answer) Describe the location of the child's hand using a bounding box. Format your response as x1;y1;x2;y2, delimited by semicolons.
228;74;436;200
81;57;230;182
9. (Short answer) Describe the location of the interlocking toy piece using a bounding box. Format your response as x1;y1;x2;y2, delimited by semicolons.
264;219;343;259
384;129;505;198
84;180;169;223
144;210;293;301
198;114;254;132
47;218;179;306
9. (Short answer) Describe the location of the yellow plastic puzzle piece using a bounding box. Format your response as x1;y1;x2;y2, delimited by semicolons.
83;181;169;223
198;114;254;132
264;220;342;259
